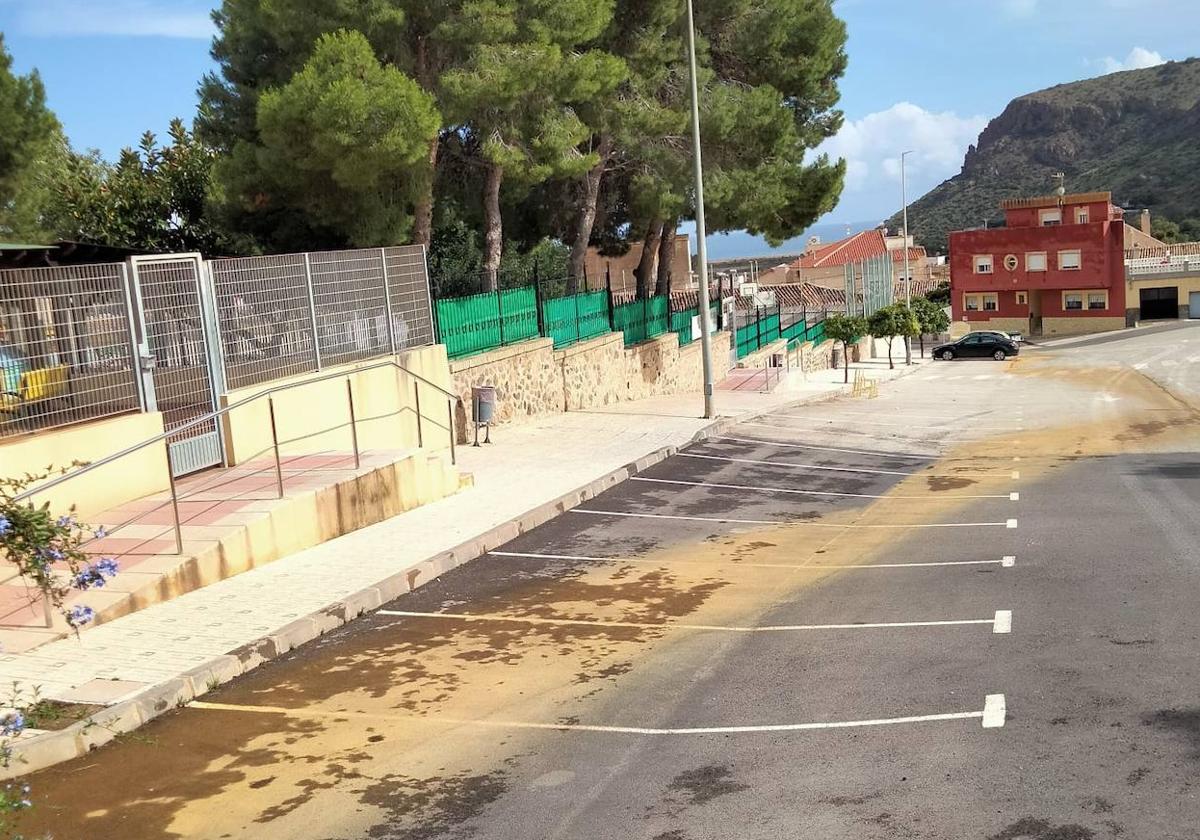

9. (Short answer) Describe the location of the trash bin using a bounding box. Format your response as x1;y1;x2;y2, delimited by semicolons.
472;385;496;445
472;385;496;424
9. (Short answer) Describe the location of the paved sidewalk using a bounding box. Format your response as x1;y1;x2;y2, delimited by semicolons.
4;355;926;776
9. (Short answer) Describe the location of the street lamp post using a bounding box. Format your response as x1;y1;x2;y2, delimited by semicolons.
686;0;716;419
901;149;913;366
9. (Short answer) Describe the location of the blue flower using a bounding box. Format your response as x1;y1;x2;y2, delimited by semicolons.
0;516;9;536
95;558;119;578
39;548;65;562
0;712;24;737
74;559;119;590
68;605;95;627
94;526;108;539
56;514;75;528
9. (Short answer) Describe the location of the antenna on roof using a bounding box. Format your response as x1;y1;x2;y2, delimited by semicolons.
1053;172;1066;204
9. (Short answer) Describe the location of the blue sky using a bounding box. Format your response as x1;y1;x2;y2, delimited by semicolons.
1;0;1198;257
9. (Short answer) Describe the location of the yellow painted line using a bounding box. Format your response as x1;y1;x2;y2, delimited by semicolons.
190;698;1005;733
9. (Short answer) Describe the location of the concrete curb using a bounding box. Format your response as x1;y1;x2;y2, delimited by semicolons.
6;362;913;779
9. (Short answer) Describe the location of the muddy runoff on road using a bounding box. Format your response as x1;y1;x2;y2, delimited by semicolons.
18;356;1199;839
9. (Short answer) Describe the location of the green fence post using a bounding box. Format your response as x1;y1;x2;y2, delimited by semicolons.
497;288;505;346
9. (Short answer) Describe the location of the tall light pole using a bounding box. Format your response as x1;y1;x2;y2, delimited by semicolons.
686;0;716;419
901;150;914;366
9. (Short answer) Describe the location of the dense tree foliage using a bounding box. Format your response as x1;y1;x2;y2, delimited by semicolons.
911;296;950;358
4;1;850;295
823;312;866;383
0;35;62;242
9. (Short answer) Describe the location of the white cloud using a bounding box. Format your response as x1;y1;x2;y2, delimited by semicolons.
815;102;988;209
1098;46;1166;74
0;0;214;39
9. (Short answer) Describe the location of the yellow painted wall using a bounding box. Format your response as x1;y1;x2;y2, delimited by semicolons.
1127;275;1200;300
1;412;168;519
220;345;455;466
1041;316;1126;336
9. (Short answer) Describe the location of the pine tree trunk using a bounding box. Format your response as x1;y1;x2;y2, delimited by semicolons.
482;162;504;292
635;218;663;300
412;138;439;247
567;135;612;294
656;219;677;297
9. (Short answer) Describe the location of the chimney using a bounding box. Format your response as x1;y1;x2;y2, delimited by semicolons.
1141;209;1152;235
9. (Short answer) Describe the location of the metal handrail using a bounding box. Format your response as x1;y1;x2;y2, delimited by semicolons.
15;358;461;504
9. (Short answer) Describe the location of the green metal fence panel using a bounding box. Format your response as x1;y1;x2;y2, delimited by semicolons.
735;323;759;358
762;312;780;345
670;307;697;346
576;290;610;343
436;290;501;358
499;286;538;344
436;285;539;358
647;296;669;339
612;298;646;346
541;290;610;349
613;295;669;347
808;320;826;346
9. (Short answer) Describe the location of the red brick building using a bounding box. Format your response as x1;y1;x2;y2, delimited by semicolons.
949;192;1129;337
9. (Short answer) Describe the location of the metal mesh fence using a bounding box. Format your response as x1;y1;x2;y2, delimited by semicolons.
211;245;434;388
211;253;317;390
0;263;140;438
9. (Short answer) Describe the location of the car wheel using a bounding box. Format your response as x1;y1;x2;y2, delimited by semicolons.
940;349;954;361
993;349;1007;361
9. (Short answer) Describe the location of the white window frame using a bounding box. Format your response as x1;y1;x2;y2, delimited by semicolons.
1040;208;1062;226
1087;291;1108;310
964;292;998;312
1016;291;1028;305
1026;252;1047;272
974;255;994;274
1063;292;1084;311
1075;207;1090;224
1059;250;1082;270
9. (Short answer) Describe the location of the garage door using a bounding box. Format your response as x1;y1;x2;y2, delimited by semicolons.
1190;291;1200;319
1140;287;1179;320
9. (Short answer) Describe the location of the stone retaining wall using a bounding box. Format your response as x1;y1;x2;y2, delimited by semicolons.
448;330;733;442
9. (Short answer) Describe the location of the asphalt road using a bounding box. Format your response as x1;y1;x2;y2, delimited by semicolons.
19;330;1200;840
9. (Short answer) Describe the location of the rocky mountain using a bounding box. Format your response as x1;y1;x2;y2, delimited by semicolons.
891;58;1200;253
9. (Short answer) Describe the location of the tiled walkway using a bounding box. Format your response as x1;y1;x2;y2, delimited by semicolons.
0;451;407;653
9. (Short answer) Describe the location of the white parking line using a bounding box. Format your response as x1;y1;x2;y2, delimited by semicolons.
993;610;1013;634
725;433;934;459
982;694;1007;728
376;609;1011;634
572;509;1018;529
191;698;1007;733
488;550;1016;571
630;476;1017;501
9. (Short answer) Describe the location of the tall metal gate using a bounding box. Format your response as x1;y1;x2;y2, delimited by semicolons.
127;254;226;476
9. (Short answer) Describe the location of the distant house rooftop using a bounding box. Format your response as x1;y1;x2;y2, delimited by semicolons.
998;191;1112;210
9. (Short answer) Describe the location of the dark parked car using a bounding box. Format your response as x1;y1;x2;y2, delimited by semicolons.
933;331;1020;361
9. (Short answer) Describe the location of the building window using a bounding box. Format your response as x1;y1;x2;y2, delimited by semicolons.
964;293;998;312
1059;250;1082;270
1088;291;1107;310
1026;252;1047;272
1040;208;1062;226
1016;291;1028;305
1064;292;1084;311
1076;208;1090;224
974;255;993;274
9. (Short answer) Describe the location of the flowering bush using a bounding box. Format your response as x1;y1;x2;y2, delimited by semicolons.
1;468;120;834
0;470;118;629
